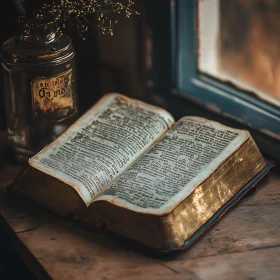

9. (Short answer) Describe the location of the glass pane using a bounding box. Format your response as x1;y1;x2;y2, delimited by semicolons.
198;0;280;107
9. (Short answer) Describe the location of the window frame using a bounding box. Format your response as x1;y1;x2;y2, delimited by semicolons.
171;0;280;141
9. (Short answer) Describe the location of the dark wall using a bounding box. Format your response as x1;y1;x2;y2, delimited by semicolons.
0;2;19;130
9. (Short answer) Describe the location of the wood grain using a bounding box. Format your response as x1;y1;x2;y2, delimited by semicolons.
0;144;279;279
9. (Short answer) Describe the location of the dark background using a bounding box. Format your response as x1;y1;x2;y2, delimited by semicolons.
0;0;161;130
0;0;174;130
0;1;18;129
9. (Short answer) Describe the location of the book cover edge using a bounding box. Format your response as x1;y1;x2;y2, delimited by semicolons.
157;161;274;253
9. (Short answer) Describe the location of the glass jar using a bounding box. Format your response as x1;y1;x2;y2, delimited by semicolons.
1;31;78;163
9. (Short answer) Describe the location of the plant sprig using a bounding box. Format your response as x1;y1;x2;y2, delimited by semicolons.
21;0;139;38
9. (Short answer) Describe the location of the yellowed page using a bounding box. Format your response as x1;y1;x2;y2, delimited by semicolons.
29;93;174;206
96;117;249;214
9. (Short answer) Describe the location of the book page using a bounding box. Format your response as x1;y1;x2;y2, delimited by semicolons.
96;117;249;214
29;93;174;206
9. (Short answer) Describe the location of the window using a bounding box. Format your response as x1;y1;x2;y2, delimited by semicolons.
172;0;280;162
199;0;280;107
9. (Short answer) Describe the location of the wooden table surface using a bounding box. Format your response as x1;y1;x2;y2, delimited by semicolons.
0;143;280;279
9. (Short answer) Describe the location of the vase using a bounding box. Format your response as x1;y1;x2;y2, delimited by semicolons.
1;30;78;163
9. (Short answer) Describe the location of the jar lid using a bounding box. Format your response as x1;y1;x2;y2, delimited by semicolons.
1;33;74;66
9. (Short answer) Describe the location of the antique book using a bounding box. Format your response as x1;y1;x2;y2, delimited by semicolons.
10;93;272;252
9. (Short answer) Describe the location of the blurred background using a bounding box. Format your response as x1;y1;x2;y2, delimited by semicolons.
2;0;280;130
0;0;171;131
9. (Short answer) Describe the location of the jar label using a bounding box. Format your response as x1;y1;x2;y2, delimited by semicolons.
32;69;75;120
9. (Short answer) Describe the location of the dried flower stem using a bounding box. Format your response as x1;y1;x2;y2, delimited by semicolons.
22;0;139;37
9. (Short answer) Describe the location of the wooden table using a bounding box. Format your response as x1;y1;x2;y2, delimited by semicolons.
0;147;280;279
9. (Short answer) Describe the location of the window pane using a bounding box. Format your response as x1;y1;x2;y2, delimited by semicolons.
198;0;280;107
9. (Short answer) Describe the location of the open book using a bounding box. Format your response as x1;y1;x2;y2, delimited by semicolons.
11;93;272;252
